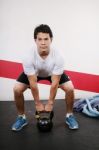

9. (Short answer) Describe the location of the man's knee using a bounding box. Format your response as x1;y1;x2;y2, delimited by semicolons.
62;81;74;93
66;81;74;91
13;83;27;95
13;86;22;96
67;85;74;93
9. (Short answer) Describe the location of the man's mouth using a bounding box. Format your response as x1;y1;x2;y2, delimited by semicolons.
41;47;46;49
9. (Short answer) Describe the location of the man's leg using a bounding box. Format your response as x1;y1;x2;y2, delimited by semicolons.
59;81;79;129
11;82;29;131
59;81;74;114
13;82;28;115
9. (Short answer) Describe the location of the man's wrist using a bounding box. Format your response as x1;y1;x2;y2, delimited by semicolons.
34;100;41;105
48;100;54;105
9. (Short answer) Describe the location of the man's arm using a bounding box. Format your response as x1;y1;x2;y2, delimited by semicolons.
45;74;61;111
28;75;45;111
48;74;61;104
27;75;40;104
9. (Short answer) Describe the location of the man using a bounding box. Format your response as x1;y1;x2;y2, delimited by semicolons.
11;24;79;131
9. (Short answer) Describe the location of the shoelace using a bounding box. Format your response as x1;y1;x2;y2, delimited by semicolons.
15;117;24;125
68;116;77;124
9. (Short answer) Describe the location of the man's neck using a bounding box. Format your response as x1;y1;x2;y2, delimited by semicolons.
39;53;49;59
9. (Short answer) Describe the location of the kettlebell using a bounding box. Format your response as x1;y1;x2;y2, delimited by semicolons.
35;111;54;132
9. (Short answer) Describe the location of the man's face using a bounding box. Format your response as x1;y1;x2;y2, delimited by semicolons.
35;32;52;56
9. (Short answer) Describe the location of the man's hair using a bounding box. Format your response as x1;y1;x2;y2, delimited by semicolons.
34;24;53;39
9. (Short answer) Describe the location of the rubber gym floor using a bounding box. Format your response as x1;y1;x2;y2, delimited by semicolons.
0;99;99;150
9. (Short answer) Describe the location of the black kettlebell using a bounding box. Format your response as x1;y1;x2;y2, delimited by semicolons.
35;111;54;132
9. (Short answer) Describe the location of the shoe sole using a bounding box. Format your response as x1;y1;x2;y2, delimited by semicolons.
66;121;79;130
12;122;28;131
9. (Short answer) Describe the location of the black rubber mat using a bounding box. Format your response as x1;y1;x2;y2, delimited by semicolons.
0;100;99;150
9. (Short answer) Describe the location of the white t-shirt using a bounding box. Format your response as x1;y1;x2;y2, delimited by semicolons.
22;46;64;77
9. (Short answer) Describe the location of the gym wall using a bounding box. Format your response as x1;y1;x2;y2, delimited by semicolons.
0;0;99;100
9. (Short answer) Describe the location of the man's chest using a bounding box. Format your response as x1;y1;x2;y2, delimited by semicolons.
34;58;55;71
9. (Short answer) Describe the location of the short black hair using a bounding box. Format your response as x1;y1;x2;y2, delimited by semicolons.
34;24;53;39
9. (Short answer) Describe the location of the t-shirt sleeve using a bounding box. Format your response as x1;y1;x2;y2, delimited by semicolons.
22;56;36;76
52;54;64;75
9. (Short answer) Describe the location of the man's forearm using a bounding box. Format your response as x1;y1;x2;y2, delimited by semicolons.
30;83;40;104
48;84;59;103
28;75;40;104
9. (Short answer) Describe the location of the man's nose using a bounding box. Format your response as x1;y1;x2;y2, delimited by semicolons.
41;40;45;44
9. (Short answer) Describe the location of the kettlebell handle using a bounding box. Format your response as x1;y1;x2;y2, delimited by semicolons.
35;110;54;120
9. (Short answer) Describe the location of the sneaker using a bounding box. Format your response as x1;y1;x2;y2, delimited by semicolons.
11;116;28;131
65;115;79;129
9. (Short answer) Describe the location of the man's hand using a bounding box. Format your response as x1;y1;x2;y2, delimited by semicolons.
35;101;45;112
45;101;54;112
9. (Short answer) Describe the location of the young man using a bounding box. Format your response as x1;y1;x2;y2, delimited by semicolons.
11;24;79;131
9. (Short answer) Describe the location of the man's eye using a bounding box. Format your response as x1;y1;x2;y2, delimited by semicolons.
38;38;41;40
45;38;48;40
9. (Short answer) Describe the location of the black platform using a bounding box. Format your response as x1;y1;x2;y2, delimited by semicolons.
0;100;99;150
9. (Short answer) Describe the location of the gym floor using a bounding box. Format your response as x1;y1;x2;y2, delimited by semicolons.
0;100;99;150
